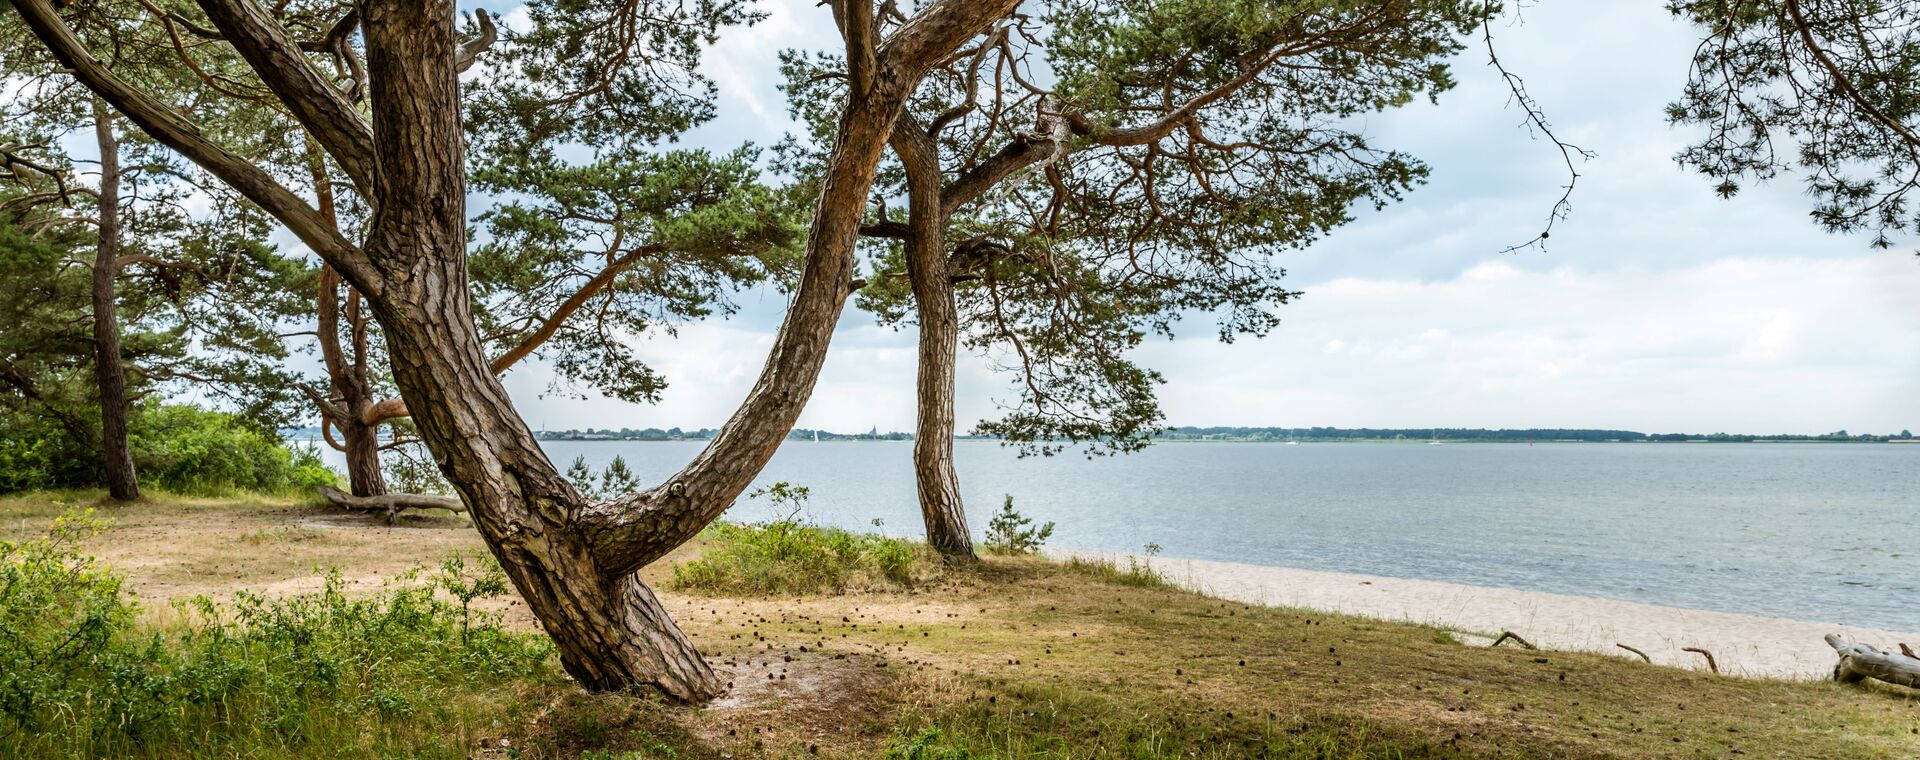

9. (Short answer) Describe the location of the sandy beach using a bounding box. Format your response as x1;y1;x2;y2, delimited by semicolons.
1052;550;1919;679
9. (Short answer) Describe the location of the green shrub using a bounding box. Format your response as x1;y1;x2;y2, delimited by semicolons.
0;402;341;497
565;454;643;500
0;511;552;758
669;482;934;595
131;403;329;495
0;408;99;493
982;495;1054;555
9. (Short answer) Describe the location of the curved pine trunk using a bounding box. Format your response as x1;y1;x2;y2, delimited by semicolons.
910;278;971;557
339;414;386;496
19;0;1019;703
894;121;973;558
309;151;388;500
90;101;138;502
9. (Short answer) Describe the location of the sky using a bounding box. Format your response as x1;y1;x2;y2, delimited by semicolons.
483;1;1920;435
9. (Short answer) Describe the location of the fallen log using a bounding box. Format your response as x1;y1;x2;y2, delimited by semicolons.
1826;634;1920;689
317;485;465;524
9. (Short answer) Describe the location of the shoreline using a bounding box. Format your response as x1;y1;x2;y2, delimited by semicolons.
1050;549;1918;679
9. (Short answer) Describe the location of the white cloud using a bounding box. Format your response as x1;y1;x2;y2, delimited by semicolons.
1140;257;1920;434
456;1;1920;437
509;255;1920;436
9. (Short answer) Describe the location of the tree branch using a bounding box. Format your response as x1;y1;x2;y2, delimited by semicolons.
455;9;496;74
195;0;378;191
7;0;379;294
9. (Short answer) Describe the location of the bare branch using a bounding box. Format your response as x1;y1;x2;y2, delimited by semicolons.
1483;11;1593;254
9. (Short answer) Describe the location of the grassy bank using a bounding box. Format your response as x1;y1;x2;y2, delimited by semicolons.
1;491;1914;758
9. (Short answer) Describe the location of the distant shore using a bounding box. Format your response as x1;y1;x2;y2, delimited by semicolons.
1052;550;1918;679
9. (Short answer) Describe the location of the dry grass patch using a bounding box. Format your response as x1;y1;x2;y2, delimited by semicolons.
5;492;1916;759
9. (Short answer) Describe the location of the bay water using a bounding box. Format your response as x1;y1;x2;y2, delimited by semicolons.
325;440;1920;632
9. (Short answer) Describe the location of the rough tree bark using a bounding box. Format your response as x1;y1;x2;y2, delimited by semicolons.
11;0;1017;702
315;264;388;496
891;118;973;558
89;99;138;502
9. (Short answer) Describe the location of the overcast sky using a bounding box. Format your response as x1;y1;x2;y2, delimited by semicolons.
485;1;1920;436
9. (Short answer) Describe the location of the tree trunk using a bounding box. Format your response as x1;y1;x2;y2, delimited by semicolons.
892;119;973;558
339;414;384;494
18;0;1018;702
307;138;388;498
315;265;389;496
353;0;721;700
90;100;138;502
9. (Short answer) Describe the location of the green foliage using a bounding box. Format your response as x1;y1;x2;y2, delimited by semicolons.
669;483;933;595
780;1;1488;457
1668;0;1920;248
0;401;337;496
128;403;337;495
981;495;1054;556
0;512;551;759
0;406;97;493
564;455;644;501
463;0;801;405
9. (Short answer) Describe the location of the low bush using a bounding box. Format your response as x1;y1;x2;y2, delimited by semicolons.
0;511;552;759
0;405;112;493
982;495;1054;555
0;401;340;496
669;482;936;595
131;403;338;495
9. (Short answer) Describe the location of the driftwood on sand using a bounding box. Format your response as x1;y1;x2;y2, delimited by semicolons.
1826;634;1920;689
1682;647;1718;674
317;485;465;524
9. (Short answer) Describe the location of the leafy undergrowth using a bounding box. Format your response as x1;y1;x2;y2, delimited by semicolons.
0;511;555;759
5;494;1918;759
669;483;944;596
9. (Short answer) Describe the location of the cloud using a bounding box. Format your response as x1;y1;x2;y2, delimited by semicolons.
1140;257;1920;434
420;3;1920;436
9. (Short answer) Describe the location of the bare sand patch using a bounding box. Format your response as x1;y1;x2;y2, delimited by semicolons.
1054;550;1918;679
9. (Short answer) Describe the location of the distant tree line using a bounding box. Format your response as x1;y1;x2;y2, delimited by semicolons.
529;427;912;442
1161;427;1917;443
512;426;1918;444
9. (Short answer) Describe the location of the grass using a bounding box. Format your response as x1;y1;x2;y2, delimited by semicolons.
1;491;1915;758
669;519;941;596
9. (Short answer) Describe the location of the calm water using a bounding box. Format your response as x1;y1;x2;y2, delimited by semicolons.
328;440;1920;631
